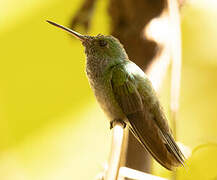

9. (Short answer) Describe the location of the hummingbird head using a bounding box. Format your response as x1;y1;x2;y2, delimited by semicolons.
81;34;128;61
47;20;128;61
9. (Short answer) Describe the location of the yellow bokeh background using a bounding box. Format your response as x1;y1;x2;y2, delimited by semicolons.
1;0;217;179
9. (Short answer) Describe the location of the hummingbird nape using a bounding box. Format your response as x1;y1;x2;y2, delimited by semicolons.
47;20;185;170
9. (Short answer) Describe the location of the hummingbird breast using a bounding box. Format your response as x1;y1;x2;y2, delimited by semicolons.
85;57;126;121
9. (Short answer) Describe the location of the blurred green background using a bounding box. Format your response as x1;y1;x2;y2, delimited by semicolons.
1;0;217;179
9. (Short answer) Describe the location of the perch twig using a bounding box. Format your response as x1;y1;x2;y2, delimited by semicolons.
168;0;182;143
118;167;167;180
104;122;125;180
168;0;182;179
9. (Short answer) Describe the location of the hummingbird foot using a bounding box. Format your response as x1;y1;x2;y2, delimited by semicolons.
110;119;126;129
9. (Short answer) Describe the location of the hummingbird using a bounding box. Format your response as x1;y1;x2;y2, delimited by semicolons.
47;20;185;170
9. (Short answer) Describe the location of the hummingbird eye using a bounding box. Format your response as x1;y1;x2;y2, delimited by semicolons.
98;40;107;47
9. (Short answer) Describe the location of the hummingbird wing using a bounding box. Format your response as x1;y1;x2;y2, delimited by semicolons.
111;62;185;170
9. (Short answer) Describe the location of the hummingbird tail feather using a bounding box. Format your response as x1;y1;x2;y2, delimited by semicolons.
161;132;185;167
127;112;184;170
128;123;173;170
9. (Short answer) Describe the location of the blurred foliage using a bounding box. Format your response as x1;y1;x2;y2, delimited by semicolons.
153;3;217;179
0;0;217;179
177;143;217;180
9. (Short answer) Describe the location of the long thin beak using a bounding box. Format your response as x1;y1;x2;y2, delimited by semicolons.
46;20;86;41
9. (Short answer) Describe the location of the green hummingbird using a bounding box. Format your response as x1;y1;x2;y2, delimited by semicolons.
47;20;185;170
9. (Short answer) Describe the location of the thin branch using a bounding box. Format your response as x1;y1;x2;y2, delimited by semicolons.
168;0;182;179
168;0;182;142
105;122;125;180
118;167;167;180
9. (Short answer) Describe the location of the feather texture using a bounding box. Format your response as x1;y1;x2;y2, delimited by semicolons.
111;62;185;170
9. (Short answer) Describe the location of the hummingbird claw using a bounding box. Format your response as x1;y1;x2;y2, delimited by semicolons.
110;119;126;129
